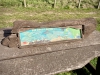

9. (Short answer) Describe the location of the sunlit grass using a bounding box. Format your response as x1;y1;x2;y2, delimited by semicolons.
0;7;100;28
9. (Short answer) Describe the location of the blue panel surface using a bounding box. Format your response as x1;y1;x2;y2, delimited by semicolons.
19;27;81;46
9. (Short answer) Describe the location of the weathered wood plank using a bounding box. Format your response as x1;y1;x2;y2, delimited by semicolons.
0;18;99;75
0;30;100;61
0;28;100;75
1;18;97;48
0;44;100;75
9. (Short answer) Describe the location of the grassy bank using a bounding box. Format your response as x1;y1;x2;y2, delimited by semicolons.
0;7;100;28
0;0;99;9
0;7;100;75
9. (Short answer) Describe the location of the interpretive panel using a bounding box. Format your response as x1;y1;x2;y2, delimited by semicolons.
19;27;82;46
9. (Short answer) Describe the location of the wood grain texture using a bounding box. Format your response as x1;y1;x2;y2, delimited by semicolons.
0;30;100;61
0;44;100;75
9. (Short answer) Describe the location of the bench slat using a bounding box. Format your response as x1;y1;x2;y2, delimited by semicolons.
0;28;100;75
0;30;100;61
0;44;100;75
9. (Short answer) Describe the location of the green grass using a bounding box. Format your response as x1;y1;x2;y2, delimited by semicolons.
0;7;100;28
0;0;99;9
0;7;100;75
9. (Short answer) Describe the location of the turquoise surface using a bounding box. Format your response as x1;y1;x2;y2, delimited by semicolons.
19;27;81;46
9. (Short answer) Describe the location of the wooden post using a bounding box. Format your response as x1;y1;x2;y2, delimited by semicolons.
54;0;56;8
24;0;26;7
85;63;95;75
98;0;100;9
95;57;100;75
78;0;81;8
60;0;63;8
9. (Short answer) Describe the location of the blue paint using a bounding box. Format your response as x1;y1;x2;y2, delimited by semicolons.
19;27;81;46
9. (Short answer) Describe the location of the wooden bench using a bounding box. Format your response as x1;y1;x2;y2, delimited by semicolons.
0;28;100;75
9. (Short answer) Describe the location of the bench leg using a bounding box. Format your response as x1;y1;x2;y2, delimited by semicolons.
95;57;100;75
85;63;95;75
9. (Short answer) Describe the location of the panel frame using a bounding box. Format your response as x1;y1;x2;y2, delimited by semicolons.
18;25;83;48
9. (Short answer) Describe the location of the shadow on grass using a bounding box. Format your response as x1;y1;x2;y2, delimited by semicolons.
73;67;91;75
56;67;91;75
